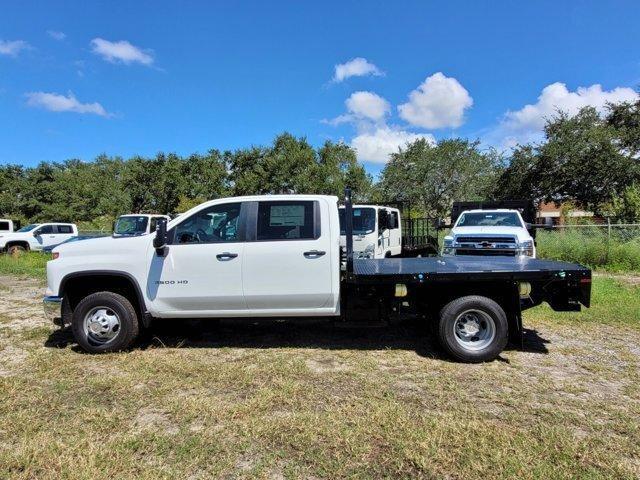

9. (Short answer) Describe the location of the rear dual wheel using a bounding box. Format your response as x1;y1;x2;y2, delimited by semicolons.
437;295;508;363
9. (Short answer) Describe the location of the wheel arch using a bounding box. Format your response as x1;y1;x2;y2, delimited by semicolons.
59;271;150;327
5;241;31;251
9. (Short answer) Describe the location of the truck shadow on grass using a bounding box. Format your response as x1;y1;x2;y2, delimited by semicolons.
45;319;550;360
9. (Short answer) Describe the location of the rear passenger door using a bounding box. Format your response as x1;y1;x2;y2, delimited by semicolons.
242;200;334;312
55;224;76;244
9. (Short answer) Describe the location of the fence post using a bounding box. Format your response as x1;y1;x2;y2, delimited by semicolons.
605;217;611;264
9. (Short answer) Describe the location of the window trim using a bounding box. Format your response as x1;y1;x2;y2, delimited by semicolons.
167;201;248;245
246;200;321;242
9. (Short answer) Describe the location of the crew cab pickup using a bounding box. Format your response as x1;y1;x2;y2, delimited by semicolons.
1;223;78;254
443;209;536;257
44;190;591;362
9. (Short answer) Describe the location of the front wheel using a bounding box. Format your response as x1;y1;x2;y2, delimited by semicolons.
437;295;508;363
71;292;140;353
7;245;27;256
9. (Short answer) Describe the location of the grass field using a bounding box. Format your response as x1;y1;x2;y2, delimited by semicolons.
0;251;49;279
0;272;639;479
536;229;640;272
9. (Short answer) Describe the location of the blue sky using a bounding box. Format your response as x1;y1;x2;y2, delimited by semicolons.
1;1;639;176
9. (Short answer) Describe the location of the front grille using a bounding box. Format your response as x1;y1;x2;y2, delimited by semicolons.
456;249;517;256
456;236;517;244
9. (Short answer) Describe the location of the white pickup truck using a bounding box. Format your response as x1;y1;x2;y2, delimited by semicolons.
0;223;78;254
44;190;591;362
443;209;536;258
338;205;401;259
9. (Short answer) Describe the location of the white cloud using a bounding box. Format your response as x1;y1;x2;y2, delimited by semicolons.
333;57;383;83
25;91;111;117
487;82;639;148
47;30;66;41
345;91;390;121
90;38;154;65
398;72;473;129
326;91;391;125
0;39;31;57
351;126;435;164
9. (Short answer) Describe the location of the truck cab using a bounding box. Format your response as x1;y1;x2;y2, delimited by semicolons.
1;222;78;254
0;219;15;233
338;205;401;259
442;209;536;258
113;214;171;237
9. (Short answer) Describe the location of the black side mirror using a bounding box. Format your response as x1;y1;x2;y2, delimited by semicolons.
33;231;40;237
153;219;168;255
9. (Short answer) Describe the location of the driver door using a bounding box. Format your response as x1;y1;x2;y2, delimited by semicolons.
147;201;247;315
33;225;58;249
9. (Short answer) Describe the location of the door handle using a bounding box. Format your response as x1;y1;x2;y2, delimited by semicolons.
216;252;238;261
303;250;326;258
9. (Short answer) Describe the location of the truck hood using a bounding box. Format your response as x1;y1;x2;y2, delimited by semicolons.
53;234;150;256
450;226;532;241
0;232;32;244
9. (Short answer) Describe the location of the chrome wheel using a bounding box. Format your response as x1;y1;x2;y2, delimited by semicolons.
83;307;121;344
453;309;496;352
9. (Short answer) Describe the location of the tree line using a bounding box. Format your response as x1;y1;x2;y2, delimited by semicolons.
1;99;639;228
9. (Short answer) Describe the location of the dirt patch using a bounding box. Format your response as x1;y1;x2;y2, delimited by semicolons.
133;408;179;435
0;345;28;377
0;275;47;331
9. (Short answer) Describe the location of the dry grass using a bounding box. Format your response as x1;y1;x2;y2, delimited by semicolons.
0;275;639;479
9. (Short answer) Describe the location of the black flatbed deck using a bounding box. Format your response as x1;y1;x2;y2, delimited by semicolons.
351;256;591;283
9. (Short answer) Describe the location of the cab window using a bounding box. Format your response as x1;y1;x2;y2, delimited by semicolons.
173;203;242;244
36;225;54;235
256;201;318;241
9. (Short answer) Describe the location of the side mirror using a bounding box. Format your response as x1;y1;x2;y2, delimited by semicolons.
33;231;40;237
153;219;167;255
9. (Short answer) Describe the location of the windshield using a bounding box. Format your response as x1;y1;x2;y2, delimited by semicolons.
456;212;523;228
339;207;376;235
17;224;38;232
114;216;149;235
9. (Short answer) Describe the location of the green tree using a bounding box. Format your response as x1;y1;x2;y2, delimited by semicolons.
496;106;640;213
379;138;502;218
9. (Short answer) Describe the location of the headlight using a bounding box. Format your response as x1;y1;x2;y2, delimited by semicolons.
361;243;375;258
442;237;455;255
519;240;534;256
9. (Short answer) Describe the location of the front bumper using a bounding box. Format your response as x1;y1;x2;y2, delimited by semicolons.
43;296;63;326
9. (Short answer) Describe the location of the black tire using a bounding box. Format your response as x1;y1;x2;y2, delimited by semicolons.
7;244;27;256
72;292;140;353
437;295;508;363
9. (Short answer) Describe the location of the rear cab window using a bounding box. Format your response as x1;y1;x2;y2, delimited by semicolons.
56;225;73;234
255;201;319;241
